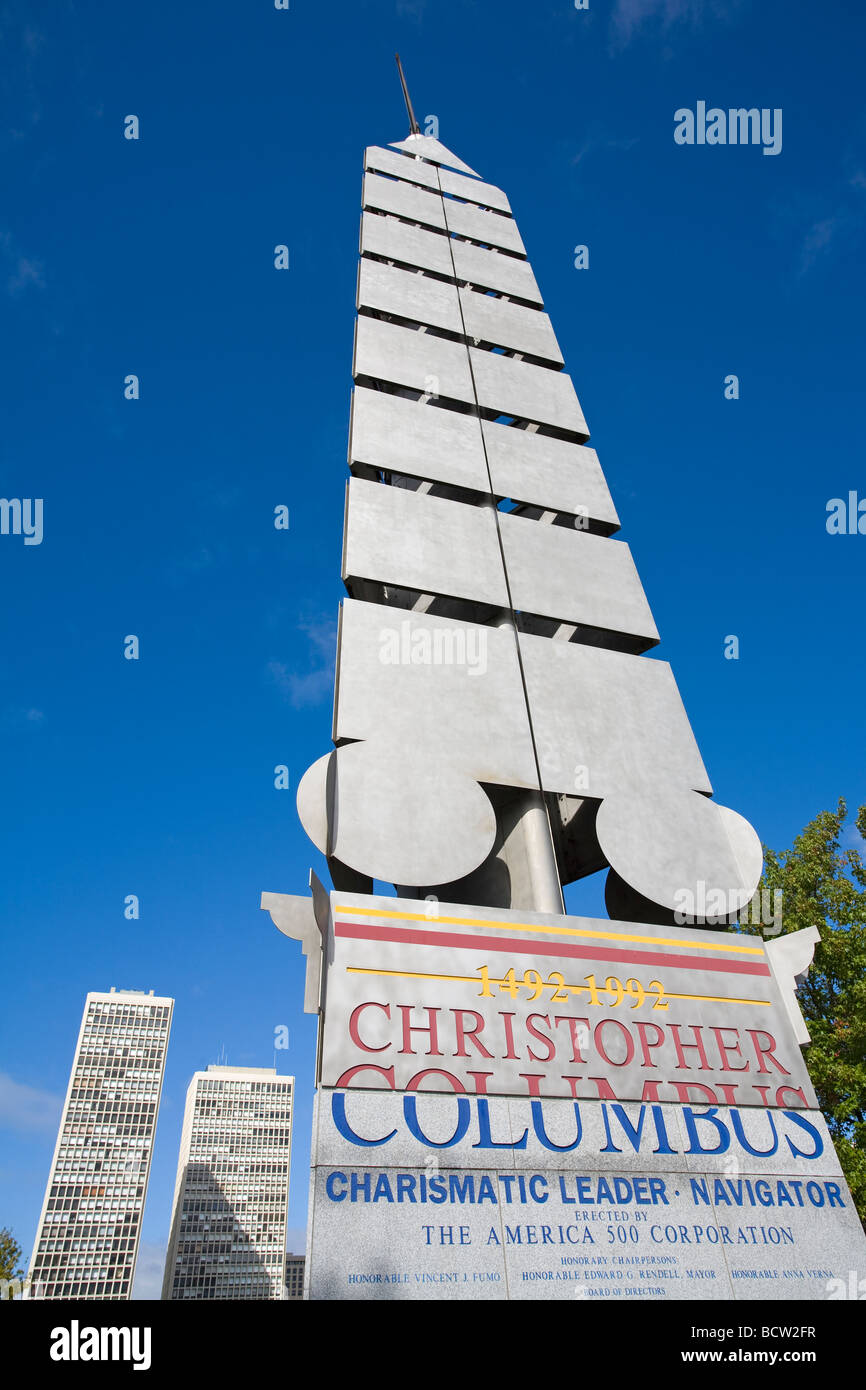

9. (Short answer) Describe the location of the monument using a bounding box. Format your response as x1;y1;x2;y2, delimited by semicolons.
262;61;866;1300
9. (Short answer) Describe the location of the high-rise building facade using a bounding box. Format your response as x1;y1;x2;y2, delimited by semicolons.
284;1253;305;1300
162;1066;293;1300
27;987;173;1300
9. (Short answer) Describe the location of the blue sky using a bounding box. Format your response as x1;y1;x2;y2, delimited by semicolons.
1;0;864;1296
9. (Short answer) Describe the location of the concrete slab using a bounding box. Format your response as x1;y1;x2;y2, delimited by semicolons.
440;167;511;213
470;349;589;437
349;387;489;492
481;422;619;526
361;213;454;278
358;259;462;334
349;387;487;490
334;598;538;791
363;171;446;231
452;240;543;303
365;144;440;190
500;513;658;643
343;476;507;608
389;133;481;178
518;634;713;797
445;199;526;255
353;318;473;402
460;287;563;364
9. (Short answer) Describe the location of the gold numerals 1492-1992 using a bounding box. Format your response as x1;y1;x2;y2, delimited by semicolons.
475;966;669;1011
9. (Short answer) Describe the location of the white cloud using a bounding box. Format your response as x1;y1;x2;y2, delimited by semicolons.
611;0;739;47
1;707;46;729
0;230;46;297
798;216;842;276
131;1241;166;1300
0;1072;62;1134
7;256;45;295
795;180;865;277
396;0;427;20
572;132;639;167
268;615;337;709
165;545;216;586
774;153;866;279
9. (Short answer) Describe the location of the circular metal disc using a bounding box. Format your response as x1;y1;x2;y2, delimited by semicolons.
296;739;497;886
595;787;762;917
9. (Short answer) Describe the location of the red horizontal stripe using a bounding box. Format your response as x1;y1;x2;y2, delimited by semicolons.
334;921;772;978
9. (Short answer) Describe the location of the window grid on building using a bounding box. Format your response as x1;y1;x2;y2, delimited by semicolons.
284;1254;305;1300
162;1067;294;1301
27;989;174;1300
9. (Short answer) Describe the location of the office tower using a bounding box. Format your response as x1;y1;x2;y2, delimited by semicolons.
284;1254;305;1300
162;1066;293;1301
27;987;173;1299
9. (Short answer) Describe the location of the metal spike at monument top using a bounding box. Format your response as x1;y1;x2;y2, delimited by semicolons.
294;58;762;928
394;53;421;136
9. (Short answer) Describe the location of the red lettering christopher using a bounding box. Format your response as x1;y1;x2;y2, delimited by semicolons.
332;1002;808;1108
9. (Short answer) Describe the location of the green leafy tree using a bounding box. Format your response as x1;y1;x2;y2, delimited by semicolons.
0;1227;24;1297
740;800;866;1231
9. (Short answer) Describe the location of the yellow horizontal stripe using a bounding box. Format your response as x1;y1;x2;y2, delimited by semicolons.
335;904;765;956
663;992;769;1007
347;967;479;984
345;966;771;1008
